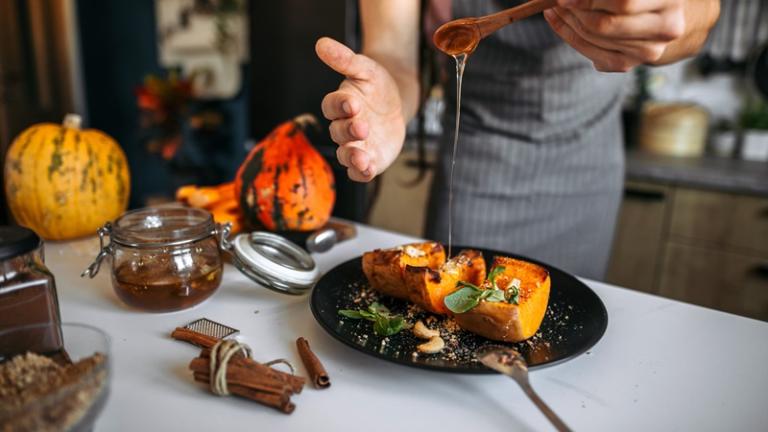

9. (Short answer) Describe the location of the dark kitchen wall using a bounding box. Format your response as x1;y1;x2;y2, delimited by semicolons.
249;0;368;222
76;0;248;207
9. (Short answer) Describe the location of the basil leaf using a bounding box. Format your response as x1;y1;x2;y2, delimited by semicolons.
338;310;364;319
368;302;390;316
444;286;482;313
374;316;405;336
508;290;520;305
505;286;520;305
487;266;505;284
373;316;389;336
340;304;407;336
357;310;378;321
483;289;506;303
373;315;405;336
388;316;405;333
456;280;481;290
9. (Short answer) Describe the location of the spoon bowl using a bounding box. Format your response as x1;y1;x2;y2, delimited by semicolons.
432;0;557;56
433;19;482;56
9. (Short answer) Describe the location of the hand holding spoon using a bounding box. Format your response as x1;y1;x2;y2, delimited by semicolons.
476;345;572;432
433;0;558;56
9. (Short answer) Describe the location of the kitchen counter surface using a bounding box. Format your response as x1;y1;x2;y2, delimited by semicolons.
48;224;768;432
626;150;768;196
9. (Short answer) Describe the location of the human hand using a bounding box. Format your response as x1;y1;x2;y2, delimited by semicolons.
543;0;719;72
315;37;406;182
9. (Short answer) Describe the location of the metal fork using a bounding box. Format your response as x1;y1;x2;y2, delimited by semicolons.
476;345;572;432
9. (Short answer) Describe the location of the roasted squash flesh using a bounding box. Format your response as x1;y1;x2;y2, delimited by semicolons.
362;242;446;304
403;249;486;314
453;257;550;342
362;243;486;313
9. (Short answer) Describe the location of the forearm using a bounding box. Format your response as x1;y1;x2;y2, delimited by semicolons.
653;0;720;65
359;0;421;123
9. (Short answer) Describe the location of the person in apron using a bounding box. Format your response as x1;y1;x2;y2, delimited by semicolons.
316;0;720;279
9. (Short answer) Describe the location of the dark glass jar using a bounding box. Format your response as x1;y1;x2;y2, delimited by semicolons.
0;226;63;359
84;207;223;312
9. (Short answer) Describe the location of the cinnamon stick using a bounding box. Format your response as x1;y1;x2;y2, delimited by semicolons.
189;358;293;395
199;349;305;393
296;337;330;389
192;372;295;414
171;327;219;349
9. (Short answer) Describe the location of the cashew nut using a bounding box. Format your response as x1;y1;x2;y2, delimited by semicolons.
413;320;440;339
417;336;445;354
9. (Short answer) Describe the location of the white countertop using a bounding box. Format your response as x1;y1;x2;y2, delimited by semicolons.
48;224;768;432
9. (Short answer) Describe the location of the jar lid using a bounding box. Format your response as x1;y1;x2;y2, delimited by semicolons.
228;231;318;295
0;226;40;261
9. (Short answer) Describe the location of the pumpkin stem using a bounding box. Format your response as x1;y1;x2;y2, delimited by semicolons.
293;113;320;131
62;114;82;130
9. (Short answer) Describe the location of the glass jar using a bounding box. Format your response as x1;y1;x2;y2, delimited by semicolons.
0;226;63;358
83;207;223;312
84;206;323;311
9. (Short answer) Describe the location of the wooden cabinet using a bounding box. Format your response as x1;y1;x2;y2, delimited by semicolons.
670;189;768;255
606;182;670;293
608;182;768;321
658;243;768;320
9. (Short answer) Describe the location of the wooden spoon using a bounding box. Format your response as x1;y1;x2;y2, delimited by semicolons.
433;0;558;56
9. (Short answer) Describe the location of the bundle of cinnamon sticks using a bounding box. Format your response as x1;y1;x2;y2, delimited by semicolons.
190;349;304;414
173;327;305;414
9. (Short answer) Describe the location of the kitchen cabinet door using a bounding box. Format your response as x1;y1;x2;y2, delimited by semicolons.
659;242;768;321
606;182;671;293
670;189;768;255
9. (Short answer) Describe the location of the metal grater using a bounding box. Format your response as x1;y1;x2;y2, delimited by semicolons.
182;318;239;340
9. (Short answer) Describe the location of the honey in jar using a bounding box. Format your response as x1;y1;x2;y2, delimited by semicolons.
85;207;224;312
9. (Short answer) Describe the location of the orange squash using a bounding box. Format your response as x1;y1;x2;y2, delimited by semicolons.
3;114;130;240
362;242;446;304
362;242;486;314
453;257;551;342
403;249;486;314
234;114;335;231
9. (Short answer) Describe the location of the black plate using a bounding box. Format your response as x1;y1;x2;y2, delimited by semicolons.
310;247;608;373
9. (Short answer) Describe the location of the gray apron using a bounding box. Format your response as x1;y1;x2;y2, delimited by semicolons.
425;0;627;280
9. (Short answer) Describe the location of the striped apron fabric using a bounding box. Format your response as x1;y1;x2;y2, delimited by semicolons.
425;0;628;280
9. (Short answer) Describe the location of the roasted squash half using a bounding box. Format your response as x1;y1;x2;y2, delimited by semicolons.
453;257;550;342
362;242;486;313
362;242;445;303
403;249;486;314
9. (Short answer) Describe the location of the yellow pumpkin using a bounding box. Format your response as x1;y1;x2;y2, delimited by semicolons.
4;114;130;240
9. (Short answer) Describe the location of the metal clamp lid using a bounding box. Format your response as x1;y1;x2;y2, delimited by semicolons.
221;230;318;295
81;223;114;278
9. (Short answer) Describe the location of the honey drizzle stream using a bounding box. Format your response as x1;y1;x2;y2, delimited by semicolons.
447;53;467;259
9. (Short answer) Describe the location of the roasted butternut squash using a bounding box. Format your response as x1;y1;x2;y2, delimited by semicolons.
403;249;486;314
362;242;445;303
453;257;550;342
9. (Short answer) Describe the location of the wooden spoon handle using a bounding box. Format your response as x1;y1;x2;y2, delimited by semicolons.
476;0;558;38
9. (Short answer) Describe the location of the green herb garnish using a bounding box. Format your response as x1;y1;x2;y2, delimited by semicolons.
443;265;520;313
505;278;521;305
487;266;505;289
338;302;406;336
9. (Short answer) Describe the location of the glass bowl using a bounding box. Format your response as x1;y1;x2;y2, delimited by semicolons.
0;323;111;432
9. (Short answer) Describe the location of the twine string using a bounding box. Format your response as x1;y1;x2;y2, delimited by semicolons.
208;339;295;396
209;339;252;396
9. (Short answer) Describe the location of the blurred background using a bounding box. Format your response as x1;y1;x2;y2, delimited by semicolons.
0;0;766;320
